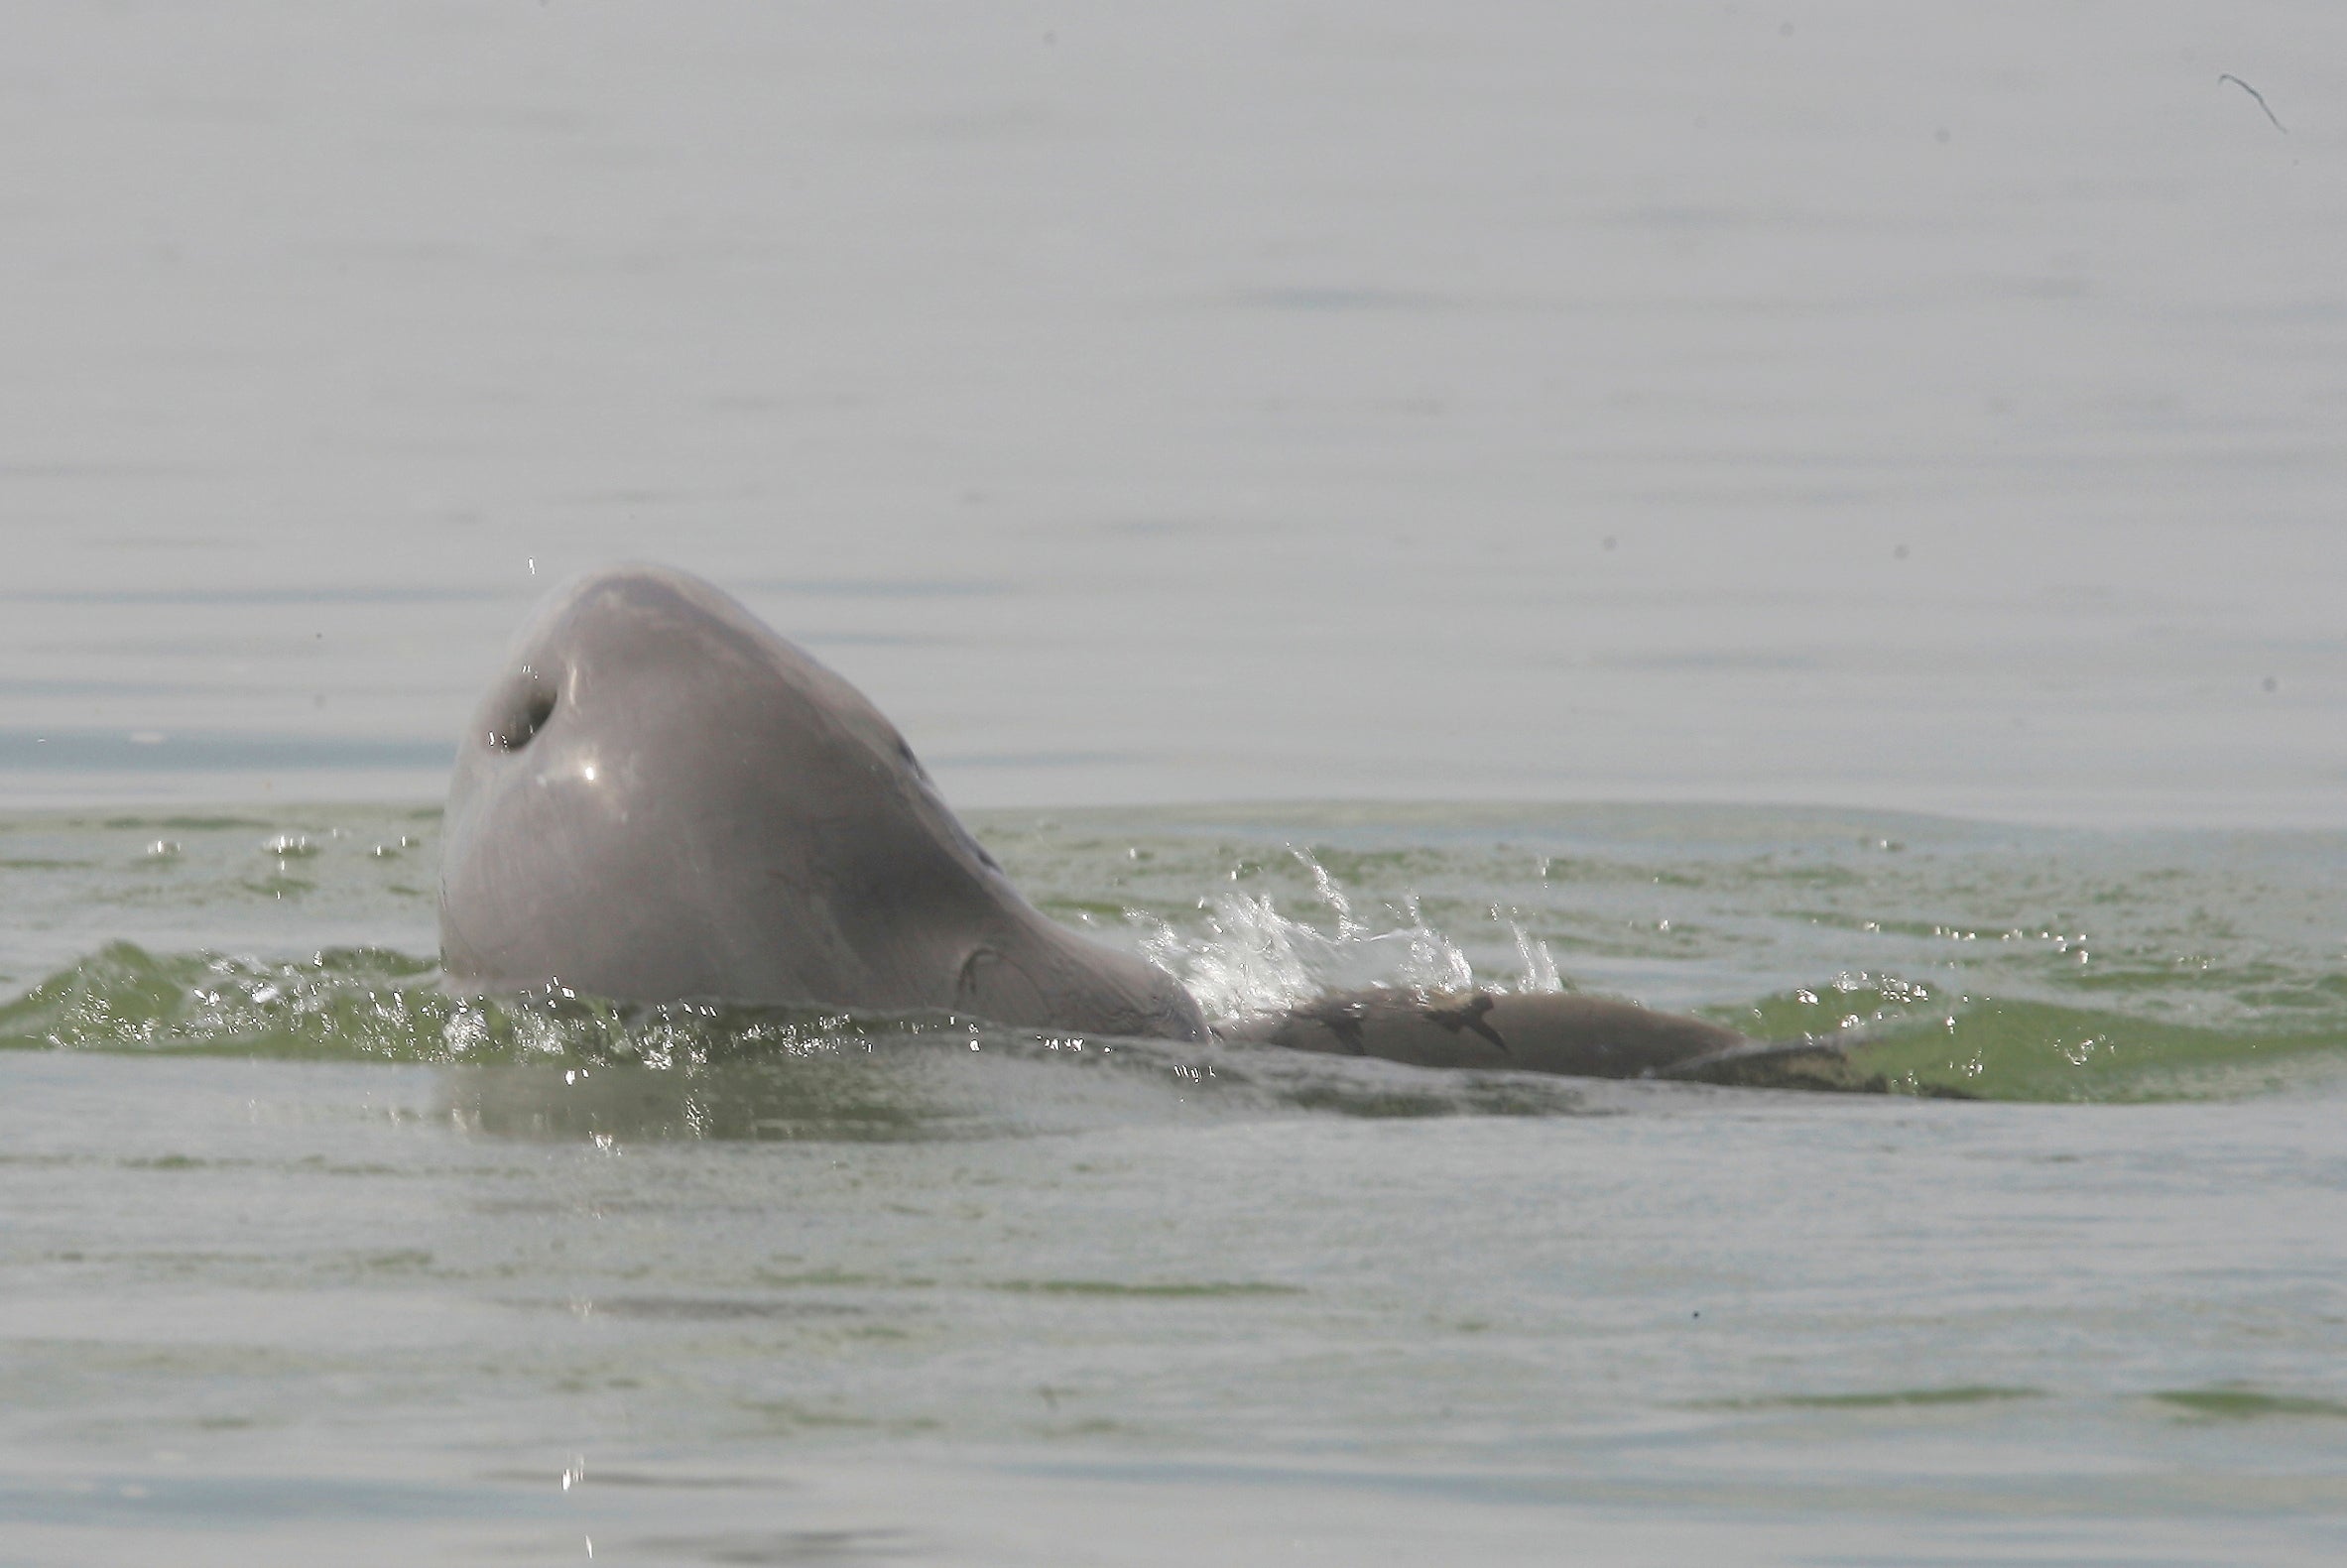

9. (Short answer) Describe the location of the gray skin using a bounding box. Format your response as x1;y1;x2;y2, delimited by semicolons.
1218;990;1747;1075
438;565;1207;1040
1216;990;1865;1088
441;565;1856;1086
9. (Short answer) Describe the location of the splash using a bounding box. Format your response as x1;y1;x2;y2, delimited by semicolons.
2;936;2342;1104
1131;850;1561;1022
0;940;895;1067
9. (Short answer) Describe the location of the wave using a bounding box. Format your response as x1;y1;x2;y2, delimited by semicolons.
4;939;2341;1110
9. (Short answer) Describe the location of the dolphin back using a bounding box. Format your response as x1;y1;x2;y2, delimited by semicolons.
1218;989;1881;1089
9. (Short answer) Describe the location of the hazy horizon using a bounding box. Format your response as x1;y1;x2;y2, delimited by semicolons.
5;3;2343;823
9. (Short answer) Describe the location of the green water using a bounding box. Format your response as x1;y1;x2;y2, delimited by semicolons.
6;801;2347;1565
6;802;2343;1105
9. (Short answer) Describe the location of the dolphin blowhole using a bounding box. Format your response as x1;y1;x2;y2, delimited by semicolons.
437;564;1864;1088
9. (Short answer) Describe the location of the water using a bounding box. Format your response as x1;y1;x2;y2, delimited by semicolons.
7;2;2347;1561
5;2;2347;818
6;805;2347;1564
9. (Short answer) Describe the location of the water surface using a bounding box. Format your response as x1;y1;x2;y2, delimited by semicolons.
5;3;2346;1562
5;804;2347;1563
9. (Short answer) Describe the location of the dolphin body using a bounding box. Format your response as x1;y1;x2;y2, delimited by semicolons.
439;566;1857;1087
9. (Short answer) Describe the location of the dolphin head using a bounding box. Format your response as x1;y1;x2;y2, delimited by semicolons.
438;564;1205;1041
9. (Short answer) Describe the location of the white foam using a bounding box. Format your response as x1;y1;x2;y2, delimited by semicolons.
1133;852;1557;1023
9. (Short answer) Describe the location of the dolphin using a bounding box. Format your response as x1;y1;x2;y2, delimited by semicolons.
438;564;1206;1040
439;565;1863;1087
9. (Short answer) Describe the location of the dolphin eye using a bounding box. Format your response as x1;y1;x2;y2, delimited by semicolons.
485;671;558;752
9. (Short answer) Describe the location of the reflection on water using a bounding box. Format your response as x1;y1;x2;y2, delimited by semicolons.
448;1059;954;1144
440;1036;1605;1144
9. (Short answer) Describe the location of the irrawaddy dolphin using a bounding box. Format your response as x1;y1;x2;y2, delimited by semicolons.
439;565;1860;1087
